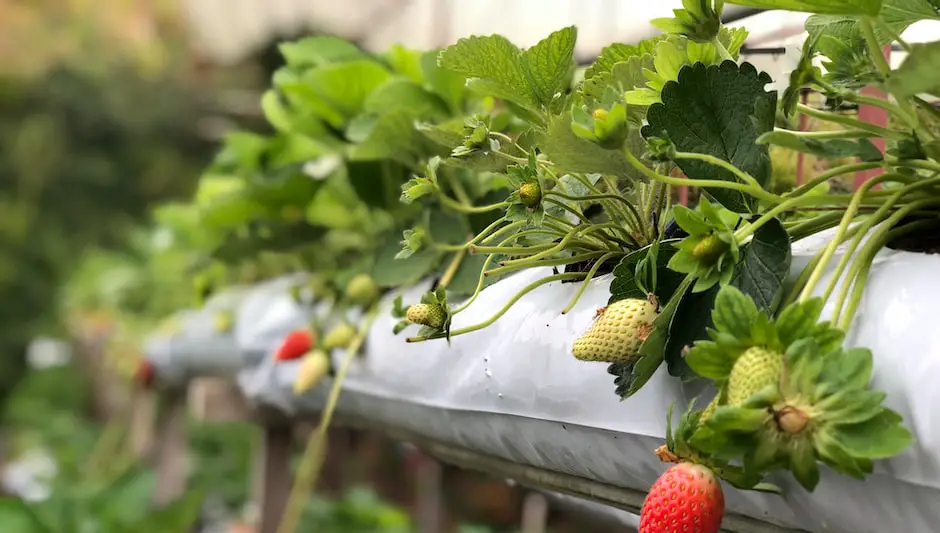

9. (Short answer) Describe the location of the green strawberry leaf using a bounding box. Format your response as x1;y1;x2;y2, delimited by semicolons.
542;112;634;177
816;434;872;479
301;60;392;122
421;51;466;114
889;40;940;97
775;298;824;348
438;26;576;113
385;43;425;82
642;61;776;213
820;346;873;391
609;275;695;398
584;38;663;80
349;109;443;167
439;34;533;107
832;409;914;459
363;78;450;119
428;209;467;245
521;26;578;106
725;0;882;15
711;284;760;340
730;217;791;314
372;241;442;288
820;390;888;425
664;284;719;378
882;0;940;34
279;36;365;68
756;130;885;162
685;340;732;380
447;254;501;296
609;242;685;304
790;439;821;491
672;204;712;235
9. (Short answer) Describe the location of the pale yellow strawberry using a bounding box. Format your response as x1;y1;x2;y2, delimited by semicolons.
700;394;720;425
406;303;446;328
293;350;330;396
727;346;784;406
571;298;658;363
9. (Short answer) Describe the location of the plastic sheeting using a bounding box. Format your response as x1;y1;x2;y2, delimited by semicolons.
143;286;252;386
230;227;940;533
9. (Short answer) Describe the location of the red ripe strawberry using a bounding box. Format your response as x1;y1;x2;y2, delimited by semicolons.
134;360;155;388
639;463;724;533
274;329;315;361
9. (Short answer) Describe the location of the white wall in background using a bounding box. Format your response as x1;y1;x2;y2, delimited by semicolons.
182;0;753;64
180;0;939;101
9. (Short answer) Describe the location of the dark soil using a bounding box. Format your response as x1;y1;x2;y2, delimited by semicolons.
886;223;940;254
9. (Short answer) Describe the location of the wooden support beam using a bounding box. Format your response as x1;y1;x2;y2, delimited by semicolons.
254;424;294;533
520;491;549;533
414;451;444;533
152;395;189;506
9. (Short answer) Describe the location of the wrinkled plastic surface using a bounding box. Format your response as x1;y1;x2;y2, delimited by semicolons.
235;227;940;533
235;274;317;367
143;287;250;384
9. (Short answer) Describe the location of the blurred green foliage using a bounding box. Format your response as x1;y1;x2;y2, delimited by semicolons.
0;64;213;405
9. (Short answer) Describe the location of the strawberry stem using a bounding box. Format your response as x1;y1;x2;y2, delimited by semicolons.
822;179;940;309
277;308;378;533
834;207;940;327
797;173;927;303
561;252;620;314
407;272;586;342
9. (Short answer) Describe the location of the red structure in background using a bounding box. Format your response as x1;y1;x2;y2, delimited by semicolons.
796;90;809;186
855;46;892;189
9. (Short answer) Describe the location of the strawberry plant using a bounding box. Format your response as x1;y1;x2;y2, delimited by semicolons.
138;0;940;529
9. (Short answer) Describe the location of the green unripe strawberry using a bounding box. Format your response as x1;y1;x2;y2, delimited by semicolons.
519;182;542;208
406;303;446;328
571;298;658;363
346;274;379;306
323;323;356;351
727;346;784;406
692;233;729;265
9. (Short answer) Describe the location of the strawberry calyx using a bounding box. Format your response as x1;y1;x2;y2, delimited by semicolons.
684;285;913;492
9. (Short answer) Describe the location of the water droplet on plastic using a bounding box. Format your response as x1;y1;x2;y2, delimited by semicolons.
498;393;503;398
484;369;492;377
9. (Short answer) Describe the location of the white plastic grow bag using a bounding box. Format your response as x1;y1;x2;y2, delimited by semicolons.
234;273;319;368
143;287;251;385
240;227;940;533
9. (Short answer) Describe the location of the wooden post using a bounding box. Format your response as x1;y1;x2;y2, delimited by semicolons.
152;395;188;506
520;492;549;533
129;389;157;459
855;45;892;189
254;425;294;533
414;453;444;533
